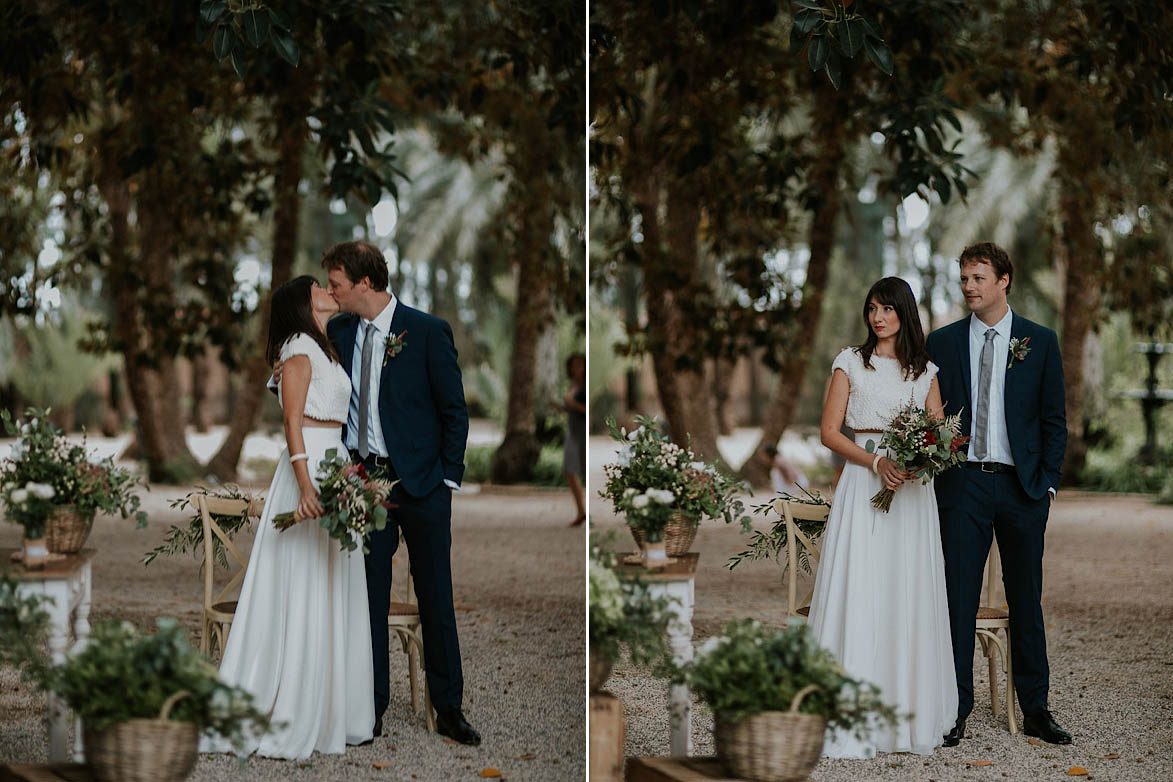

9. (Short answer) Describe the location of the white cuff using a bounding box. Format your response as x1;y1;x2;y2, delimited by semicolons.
444;479;461;492
1047;487;1056;498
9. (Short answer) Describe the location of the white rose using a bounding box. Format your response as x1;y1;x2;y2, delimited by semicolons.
11;489;28;503
647;488;675;505
26;482;56;500
627;429;639;441
9;439;23;459
623;487;637;497
632;494;650;509
689;461;706;471
616;446;632;467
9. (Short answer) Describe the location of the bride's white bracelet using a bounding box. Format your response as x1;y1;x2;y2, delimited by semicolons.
871;454;882;474
289;453;308;463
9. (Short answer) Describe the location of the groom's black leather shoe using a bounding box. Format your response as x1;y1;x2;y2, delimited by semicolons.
436;708;481;746
1024;710;1072;745
942;717;966;747
359;715;383;746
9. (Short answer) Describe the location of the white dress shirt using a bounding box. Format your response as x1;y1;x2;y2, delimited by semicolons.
345;296;396;458
966;307;1014;466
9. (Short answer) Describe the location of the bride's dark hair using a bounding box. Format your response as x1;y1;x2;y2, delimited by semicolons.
265;275;341;367
855;276;930;380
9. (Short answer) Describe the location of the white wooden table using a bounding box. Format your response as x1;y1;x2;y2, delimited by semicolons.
616;553;698;756
4;548;94;762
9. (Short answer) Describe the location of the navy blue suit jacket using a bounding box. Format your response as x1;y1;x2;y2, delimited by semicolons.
327;304;469;498
926;313;1067;505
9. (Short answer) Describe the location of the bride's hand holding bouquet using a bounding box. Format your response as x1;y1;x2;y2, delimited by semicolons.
866;402;969;512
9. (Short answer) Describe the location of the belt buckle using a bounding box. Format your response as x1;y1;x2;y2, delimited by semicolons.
981;462;996;473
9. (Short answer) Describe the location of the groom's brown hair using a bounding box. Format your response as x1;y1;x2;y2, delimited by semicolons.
321;240;390;292
958;242;1013;294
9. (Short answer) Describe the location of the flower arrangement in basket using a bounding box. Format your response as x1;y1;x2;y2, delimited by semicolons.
601;415;750;559
865;402;969;512
588;539;675;691
675;618;899;782
271;449;395;554
1;408;148;563
1;577;273;780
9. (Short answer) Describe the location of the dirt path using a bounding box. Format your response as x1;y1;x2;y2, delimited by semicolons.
2;483;585;782
591;480;1173;782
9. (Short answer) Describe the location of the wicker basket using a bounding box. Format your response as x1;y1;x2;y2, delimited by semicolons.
714;684;826;782
589;645;614;693
84;691;199;782
46;505;93;554
629;512;698;556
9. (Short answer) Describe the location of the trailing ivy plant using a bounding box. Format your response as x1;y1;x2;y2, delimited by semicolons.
727;488;830;575
142;485;258;569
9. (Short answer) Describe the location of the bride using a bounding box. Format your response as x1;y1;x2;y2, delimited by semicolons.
201;275;375;758
808;276;957;757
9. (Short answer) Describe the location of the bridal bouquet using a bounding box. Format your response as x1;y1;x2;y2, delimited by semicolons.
272;449;395;553
866;402;969;512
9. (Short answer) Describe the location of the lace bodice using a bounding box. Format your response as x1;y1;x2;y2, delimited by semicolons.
831;348;938;430
278;333;352;424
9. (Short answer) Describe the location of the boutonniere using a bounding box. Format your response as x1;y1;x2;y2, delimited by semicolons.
383;330;407;366
1007;336;1031;369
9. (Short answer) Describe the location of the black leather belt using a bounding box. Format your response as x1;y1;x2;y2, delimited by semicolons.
350;451;394;470
966;461;1014;474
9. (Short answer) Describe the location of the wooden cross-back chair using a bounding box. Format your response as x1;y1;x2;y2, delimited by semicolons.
977;538;1017;734
195;494;263;660
772;498;831;619
388;542;436;732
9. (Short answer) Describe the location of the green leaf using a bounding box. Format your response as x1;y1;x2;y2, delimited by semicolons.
199;0;226;24
269;28;300;66
838;18;865;57
242;9;270;48
863;36;893;75
794;8;822;34
824;47;842;89
789;21;807;56
229;41;247;78
212;25;232;61
267;7;293;31
808;34;830;71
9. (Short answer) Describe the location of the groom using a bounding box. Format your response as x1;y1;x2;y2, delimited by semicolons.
926;242;1071;747
321;240;480;746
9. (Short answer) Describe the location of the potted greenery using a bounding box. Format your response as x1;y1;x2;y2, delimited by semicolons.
588;545;674;691
1;408;149;559
676;618;898;782
0;575;271;781
601;415;750;562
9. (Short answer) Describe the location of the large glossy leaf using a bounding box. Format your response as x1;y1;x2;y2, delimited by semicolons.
794;8;821;34
838;18;865;57
789;21;807;55
824;47;842;89
269;28;300;66
230;41;247;78
864;36;893;75
267;7;292;31
199;0;226;24
808;34;830;72
242;9;270;48
212;26;232;60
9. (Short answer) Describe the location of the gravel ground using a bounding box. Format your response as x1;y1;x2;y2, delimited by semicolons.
1;482;586;782
591;474;1173;782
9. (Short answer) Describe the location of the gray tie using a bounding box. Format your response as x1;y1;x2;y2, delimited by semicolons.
973;327;997;461
357;321;376;458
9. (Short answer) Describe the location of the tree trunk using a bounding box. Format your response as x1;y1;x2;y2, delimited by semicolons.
99;158;200;483
1056;184;1101;484
490;215;552;483
743;88;847;486
190;348;214;433
206;115;307;481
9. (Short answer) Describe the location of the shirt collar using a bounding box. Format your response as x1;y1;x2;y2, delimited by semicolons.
364;294;397;335
970;306;1013;341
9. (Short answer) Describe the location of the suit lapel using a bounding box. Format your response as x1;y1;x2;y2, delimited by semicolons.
1004;312;1027;406
957;318;972;412
379;303;410;401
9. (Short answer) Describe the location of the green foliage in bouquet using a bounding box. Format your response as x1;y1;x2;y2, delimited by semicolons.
601;415;751;542
144;485;257;569
675;618;900;733
1;408;149;536
589;543;674;667
727;489;830;575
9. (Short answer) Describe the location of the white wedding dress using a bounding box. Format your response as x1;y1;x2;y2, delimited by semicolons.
808;348;957;758
201;333;374;758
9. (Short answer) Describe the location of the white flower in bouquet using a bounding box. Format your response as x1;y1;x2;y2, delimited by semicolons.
646;488;675;505
10;488;28;504
631;493;650;509
26;483;55;500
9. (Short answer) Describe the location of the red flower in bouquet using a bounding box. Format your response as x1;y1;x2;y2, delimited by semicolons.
868;403;969;513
